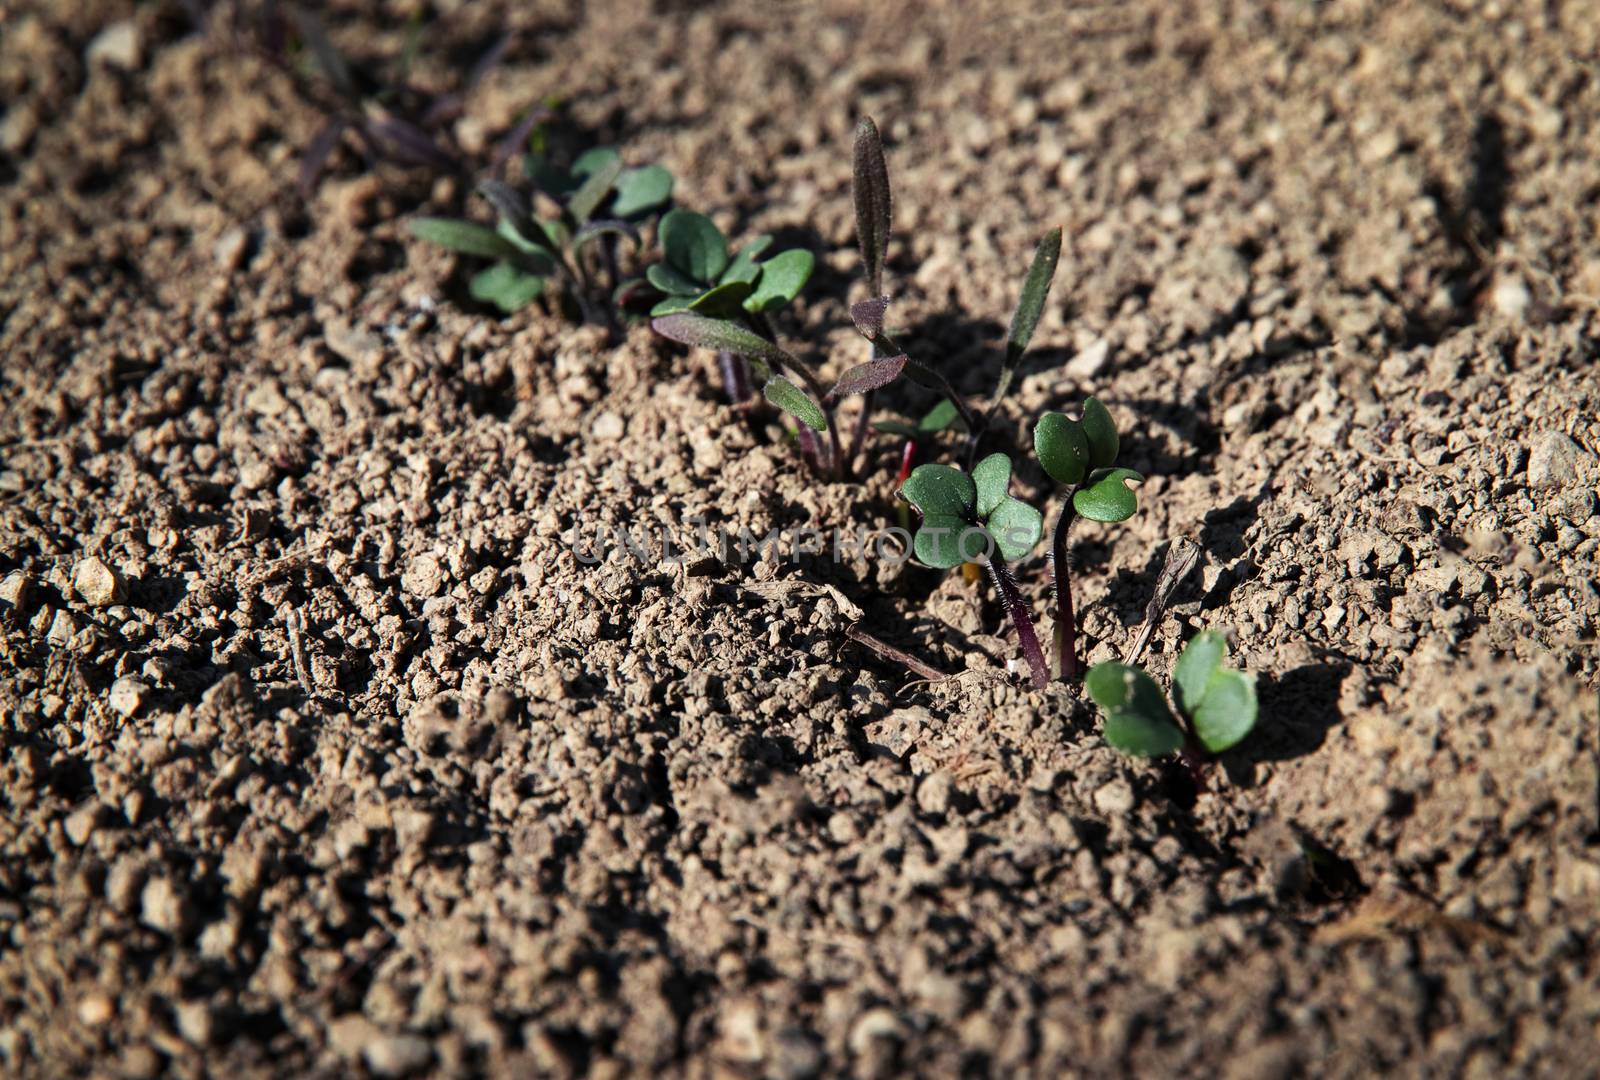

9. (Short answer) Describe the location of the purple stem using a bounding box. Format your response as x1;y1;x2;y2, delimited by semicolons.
718;351;752;405
796;423;823;473
1049;495;1080;681
984;557;1050;690
844;388;876;479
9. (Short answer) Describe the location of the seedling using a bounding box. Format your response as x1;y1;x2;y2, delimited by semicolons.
642;211;815;403
900;456;1049;689
1034;398;1144;681
409;149;675;327
1085;630;1258;765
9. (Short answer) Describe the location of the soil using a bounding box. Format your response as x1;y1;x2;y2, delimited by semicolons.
3;1;1599;1076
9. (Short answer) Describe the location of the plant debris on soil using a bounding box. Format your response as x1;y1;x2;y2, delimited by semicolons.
2;1;1598;1077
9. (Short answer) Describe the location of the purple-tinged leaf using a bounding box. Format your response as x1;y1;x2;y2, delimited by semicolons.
852;116;892;296
573;219;641;252
366;116;456;169
491;107;549;174
829;354;906;398
466;34;512;89
651;313;792;375
850;296;891;340
298;116;349;194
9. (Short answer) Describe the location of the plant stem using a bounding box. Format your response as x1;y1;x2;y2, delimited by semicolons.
718;350;752;405
1049;494;1080;681
895;438;916;530
845;388;876;478
796;423;823;473
983;556;1049;690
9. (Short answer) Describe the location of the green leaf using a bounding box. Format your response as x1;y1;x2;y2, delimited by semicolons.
918;399;964;434
986;496;1043;561
1192;670;1258;753
1006;228;1062;368
687;280;755;318
972;453;1012;518
660;210;729;282
612;165;674;217
1034;412;1091;486
539;217;571;250
649;295;695;316
1172;630;1226;719
1072;468;1143;523
900;464;976;518
409;218;520;261
1085;663;1185;757
720;234;774;285
1081;397;1119;468
567;153;624;224
650;314;792;375
872;421;920;438
853;116;892;295
763;376;826;431
469;263;544;312
495;220;558;270
913;515;990;569
571;147;620;178
647;262;703;296
744;249;815;313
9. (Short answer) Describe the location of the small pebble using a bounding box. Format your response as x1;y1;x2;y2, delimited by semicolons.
140;877;191;935
87;21;142;70
364;1033;434;1077
109;677;150;717
64;803;102;846
74;557;125;606
78;992;115;1027
402;554;445;598
1527;432;1588;490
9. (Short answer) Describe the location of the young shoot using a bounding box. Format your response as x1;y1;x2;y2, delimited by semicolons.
409;148;675;329
1034;397;1144;681
899;456;1049;689
1085;630;1259;767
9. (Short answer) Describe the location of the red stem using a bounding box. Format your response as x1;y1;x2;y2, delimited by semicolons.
984;557;1050;690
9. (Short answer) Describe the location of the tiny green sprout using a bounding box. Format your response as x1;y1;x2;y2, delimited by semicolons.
900;456;1049;689
1034;397;1145;681
408;147;675;331
1085;630;1259;763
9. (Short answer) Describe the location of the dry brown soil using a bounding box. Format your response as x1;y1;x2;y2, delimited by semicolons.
3;1;1599;1076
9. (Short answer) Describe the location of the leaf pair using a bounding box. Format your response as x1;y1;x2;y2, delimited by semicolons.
1034;398;1143;522
647;212;814;317
900;455;1043;567
1085;631;1259;757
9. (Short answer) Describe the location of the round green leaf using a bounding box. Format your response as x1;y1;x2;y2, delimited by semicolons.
660;209;729;282
762;376;826;432
1082;397;1120;468
1072;468;1143;523
612;164;674;217
918;399;964;434
647;262;703;296
571;147;620;178
1035;412;1091;486
971;453;1013;518
720;234;774;285
1084;662;1184;757
649;295;695;316
1192;670;1258;753
409;218;520;260
687;281;756;318
900;464;976;517
1172;630;1226;718
744;249;815;313
986;496;1042;561
914;514;990;569
469;263;544;312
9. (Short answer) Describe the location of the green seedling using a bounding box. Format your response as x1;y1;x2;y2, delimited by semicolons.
652;115;1057;482
1034;397;1144;681
900;456;1049;689
642;210;815;405
1085;630;1258;766
408;148;675;328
